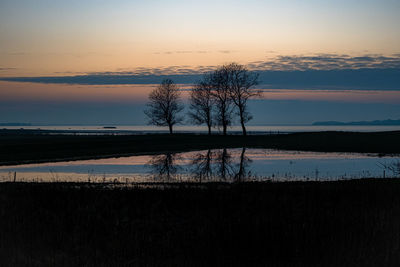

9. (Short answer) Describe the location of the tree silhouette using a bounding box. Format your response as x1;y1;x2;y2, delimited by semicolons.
209;69;234;135
188;78;214;135
226;63;260;136
196;63;259;135
144;79;184;134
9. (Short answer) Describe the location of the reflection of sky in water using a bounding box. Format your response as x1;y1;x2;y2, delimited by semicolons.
0;149;399;183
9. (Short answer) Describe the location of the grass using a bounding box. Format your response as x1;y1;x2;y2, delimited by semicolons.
1;179;400;266
1;130;400;165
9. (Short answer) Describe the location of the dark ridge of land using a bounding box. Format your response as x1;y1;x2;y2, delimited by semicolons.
1;130;400;165
1;179;400;266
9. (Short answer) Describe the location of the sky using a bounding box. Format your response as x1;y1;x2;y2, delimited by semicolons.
0;0;400;125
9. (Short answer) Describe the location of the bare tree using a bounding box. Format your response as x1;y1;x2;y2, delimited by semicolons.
188;79;214;135
226;63;260;136
144;79;184;134
209;69;234;135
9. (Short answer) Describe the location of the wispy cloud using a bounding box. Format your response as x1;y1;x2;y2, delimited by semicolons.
1;54;400;90
248;54;400;71
218;50;234;54
82;54;400;76
153;50;211;55
153;50;237;55
2;51;111;58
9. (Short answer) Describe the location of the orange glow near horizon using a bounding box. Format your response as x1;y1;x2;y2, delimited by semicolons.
1;1;399;77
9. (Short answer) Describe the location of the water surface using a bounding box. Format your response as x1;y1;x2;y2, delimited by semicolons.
1;149;399;183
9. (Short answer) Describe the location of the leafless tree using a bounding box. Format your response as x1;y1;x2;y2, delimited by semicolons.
209;69;234;135
144;79;184;134
188;79;214;135
226;63;260;136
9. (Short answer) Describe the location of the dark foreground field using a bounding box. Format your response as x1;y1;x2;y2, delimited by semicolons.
1;180;400;266
1;130;400;165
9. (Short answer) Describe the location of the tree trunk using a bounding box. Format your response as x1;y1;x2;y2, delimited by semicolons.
239;109;247;136
240;119;247;136
207;124;211;135
168;124;173;134
223;124;227;135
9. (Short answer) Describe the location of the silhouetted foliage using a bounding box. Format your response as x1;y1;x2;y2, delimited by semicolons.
188;79;214;135
144;79;184;134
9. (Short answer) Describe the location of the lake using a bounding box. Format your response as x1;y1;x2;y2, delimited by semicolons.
1;148;399;183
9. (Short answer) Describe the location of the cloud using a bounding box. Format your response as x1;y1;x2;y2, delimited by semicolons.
2;68;399;91
154;50;210;55
218;50;234;54
1;54;400;90
153;50;235;55
248;54;400;71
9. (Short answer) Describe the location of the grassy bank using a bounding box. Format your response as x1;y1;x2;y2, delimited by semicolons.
1;130;400;165
1;180;400;266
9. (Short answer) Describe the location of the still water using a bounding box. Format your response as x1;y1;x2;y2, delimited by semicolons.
1;149;399;183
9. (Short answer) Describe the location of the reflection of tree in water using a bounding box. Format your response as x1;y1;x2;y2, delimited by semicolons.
379;160;400;177
191;149;215;182
233;148;252;182
215;148;235;181
148;153;181;181
191;148;252;182
148;148;253;182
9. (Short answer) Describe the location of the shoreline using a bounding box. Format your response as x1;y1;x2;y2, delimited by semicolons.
1;130;400;166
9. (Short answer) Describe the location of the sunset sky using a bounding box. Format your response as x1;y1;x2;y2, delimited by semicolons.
1;0;399;125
